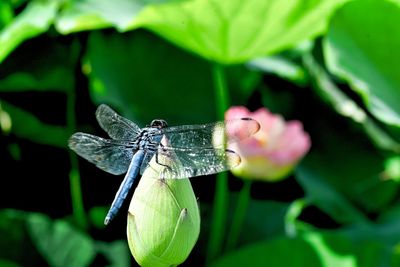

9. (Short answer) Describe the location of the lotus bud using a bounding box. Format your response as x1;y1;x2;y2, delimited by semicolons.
225;106;311;182
127;139;200;267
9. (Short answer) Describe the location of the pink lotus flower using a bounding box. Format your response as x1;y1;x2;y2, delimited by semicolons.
225;106;311;181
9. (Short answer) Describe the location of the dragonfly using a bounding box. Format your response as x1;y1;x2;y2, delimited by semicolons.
69;104;260;225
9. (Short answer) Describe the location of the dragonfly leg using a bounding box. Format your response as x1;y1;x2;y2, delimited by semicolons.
155;149;172;169
155;144;175;174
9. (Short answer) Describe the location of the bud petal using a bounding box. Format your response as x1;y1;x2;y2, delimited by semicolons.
127;153;200;267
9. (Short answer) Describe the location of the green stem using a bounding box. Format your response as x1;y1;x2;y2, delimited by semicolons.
67;84;88;230
212;63;229;117
225;180;252;251
284;198;309;237
206;63;230;263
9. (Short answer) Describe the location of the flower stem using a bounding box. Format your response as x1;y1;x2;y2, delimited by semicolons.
206;63;230;262
284;198;309;237
212;63;229;118
225;180;252;251
67;83;88;230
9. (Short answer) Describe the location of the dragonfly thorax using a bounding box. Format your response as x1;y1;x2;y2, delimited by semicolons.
150;119;168;129
134;127;163;151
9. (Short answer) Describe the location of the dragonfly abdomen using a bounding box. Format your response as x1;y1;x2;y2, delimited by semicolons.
104;150;145;225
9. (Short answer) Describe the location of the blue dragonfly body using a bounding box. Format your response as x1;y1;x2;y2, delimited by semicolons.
69;104;260;225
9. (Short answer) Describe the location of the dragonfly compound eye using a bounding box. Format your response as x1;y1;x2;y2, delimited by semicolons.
150;119;168;128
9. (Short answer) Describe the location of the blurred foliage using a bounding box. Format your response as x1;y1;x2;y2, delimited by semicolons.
324;0;400;128
84;30;216;124
0;210;129;267
209;230;399;267
1;0;400;266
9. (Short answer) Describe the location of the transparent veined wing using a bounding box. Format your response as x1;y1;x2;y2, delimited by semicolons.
68;132;134;175
96;104;141;140
139;150;157;175
147;146;241;179
160;118;260;149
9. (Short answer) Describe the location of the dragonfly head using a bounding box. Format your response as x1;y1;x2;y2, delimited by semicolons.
150;119;168;129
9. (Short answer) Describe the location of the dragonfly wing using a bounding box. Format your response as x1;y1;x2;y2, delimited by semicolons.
96;104;141;140
161;118;260;149
68;132;134;175
151;147;241;179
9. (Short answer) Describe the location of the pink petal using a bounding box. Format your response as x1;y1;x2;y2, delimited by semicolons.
225;106;251;120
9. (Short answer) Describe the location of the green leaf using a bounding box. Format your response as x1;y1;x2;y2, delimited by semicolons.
211;230;398;267
296;115;398;223
88;206;108;229
383;156;400;182
0;70;69;92
0;0;60;63
84;30;217;125
247;55;308;86
0;210;97;266
0;35;79;92
0;259;22;267
0;1;13;28
7;0;28;10
128;0;348;63
341;206;400;251
1;101;69;148
238;200;289;245
0;210;40;266
211;234;322;267
324;0;400;127
55;0;148;34
245;41;312;86
96;240;131;267
225;65;262;105
303;52;400;152
27;213;96;267
296;161;368;224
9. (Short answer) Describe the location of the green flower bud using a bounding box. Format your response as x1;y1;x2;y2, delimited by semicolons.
127;153;200;267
